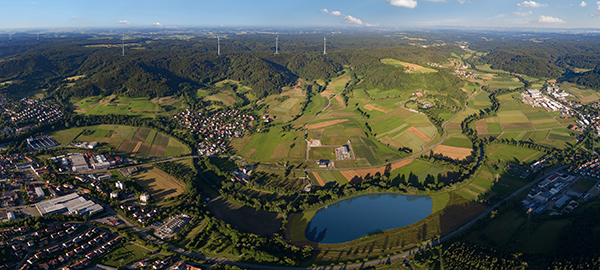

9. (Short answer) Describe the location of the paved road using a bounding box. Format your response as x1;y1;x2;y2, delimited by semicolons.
66;155;197;175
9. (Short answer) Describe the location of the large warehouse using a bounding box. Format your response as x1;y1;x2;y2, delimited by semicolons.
34;193;103;216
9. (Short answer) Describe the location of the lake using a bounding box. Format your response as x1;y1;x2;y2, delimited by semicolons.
305;193;432;244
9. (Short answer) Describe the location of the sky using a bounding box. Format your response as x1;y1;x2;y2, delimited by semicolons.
1;0;600;29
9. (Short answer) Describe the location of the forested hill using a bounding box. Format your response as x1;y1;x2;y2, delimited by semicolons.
0;35;461;99
566;69;600;91
470;40;600;79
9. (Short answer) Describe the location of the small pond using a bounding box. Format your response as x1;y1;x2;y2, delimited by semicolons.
305;193;432;244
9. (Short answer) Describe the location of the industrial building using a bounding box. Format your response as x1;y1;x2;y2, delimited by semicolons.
70;154;89;171
34;193;103;216
26;135;59;151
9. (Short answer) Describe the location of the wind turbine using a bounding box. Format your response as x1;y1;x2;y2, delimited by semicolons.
217;36;220;56
323;36;327;55
274;35;279;55
121;35;125;56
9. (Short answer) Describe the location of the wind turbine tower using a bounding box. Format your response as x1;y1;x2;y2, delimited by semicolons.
9;34;11;41
37;33;39;41
323;36;327;55
218;36;220;56
121;35;125;56
274;35;279;55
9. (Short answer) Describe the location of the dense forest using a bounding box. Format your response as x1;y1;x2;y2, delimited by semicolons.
0;32;463;100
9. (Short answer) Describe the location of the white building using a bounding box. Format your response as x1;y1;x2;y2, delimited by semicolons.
115;181;124;190
140;193;150;202
110;191;119;199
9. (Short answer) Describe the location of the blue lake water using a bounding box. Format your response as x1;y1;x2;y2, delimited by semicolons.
305;193;432;244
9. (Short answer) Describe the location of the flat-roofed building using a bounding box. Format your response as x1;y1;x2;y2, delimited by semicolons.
34;193;103;216
70;154;89;171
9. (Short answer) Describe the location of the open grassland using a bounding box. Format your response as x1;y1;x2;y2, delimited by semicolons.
306;119;349;130
484;74;524;90
132;166;187;201
74;94;178;118
322;72;351;96
381;58;438;73
50;128;84;146
498;128;575;149
487;144;544;164
309;147;336;160
340;159;414;182
99;242;153;268
371;109;435;151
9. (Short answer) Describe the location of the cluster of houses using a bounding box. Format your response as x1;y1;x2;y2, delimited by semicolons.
174;109;254;156
427;62;443;68
521;89;572;116
522;173;586;215
570;158;600;178
569;110;600;137
120;203;158;224
51;153;123;172
69;141;97;150
2;98;62;126
231;166;252;183
454;64;477;79
1;221;122;270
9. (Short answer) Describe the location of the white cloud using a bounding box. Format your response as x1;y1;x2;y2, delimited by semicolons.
153;22;162;27
118;20;130;24
580;1;587;7
591;1;600;17
422;0;446;2
342;15;379;26
513;10;533;16
517;1;547;7
320;8;342;16
387;0;418;8
537;15;565;23
457;0;466;3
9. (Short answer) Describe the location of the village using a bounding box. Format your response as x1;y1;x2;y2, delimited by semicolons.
0;98;62;135
174;109;255;156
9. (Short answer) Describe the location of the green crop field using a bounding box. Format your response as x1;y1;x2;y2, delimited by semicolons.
381;58;438;73
74;95;174;118
318;171;348;185
309;147;335;160
52;125;189;158
240;131;296;162
487;144;543;163
441;135;472;148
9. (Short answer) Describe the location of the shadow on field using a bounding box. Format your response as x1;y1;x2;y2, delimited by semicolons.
206;197;283;235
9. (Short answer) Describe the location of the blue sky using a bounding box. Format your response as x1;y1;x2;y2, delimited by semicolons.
1;0;599;29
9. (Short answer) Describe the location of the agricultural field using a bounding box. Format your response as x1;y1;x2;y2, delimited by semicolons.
434;135;474;160
132;166;188;201
311;171;348;186
50;125;190;158
74;94;180;118
370;107;437;151
381;58;438;73
486;144;544;164
558;82;600;104
238;130;305;163
388;159;447;185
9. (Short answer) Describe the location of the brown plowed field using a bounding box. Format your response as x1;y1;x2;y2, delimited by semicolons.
312;172;325;186
306;119;348;129
408;126;430;142
339;159;414;181
434;145;473;160
475;119;488;134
